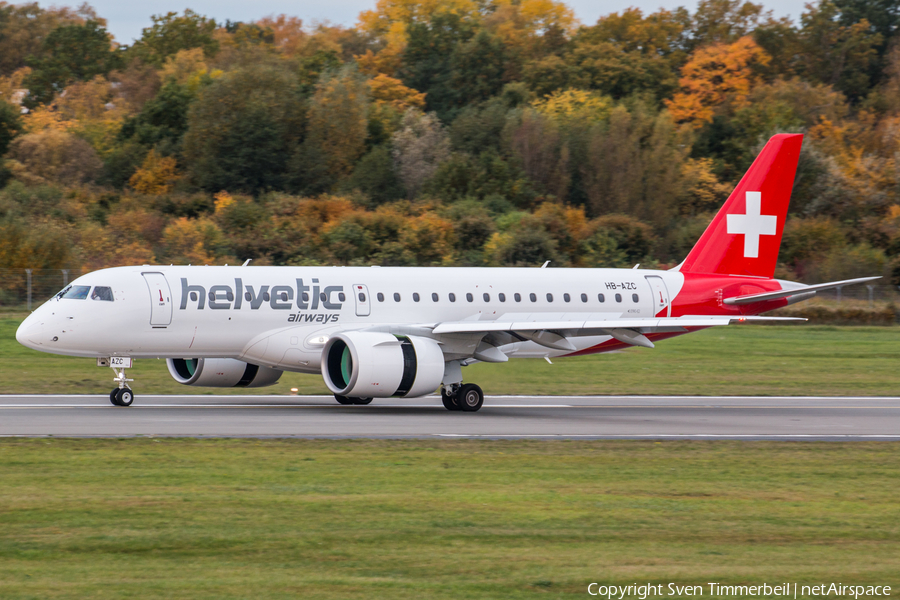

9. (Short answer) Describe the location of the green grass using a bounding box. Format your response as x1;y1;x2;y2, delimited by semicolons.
2;315;898;395
0;439;897;598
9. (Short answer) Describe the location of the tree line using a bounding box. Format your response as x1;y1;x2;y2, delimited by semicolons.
0;0;898;298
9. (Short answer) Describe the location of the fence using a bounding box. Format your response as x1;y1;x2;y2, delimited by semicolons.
0;268;83;309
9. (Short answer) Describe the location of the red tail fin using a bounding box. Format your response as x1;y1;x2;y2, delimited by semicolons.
680;133;803;278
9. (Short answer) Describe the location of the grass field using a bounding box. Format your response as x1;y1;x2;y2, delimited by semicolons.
0;439;897;599
2;315;898;396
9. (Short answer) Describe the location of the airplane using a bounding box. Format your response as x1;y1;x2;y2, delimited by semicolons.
15;133;879;411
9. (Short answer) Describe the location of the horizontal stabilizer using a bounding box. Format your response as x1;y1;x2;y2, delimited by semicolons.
723;276;881;305
431;315;805;336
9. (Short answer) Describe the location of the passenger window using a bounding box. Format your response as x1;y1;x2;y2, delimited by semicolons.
514;293;521;302
581;293;588;303
483;293;490;302
615;293;622;302
413;293;420;302
245;292;252;301
466;293;474;302
499;293;506;302
318;292;325;302
302;293;310;302
546;293;553;302
432;293;439;302
91;286;114;301
263;292;270;301
449;293;456;302
632;293;639;302
377;293;385;302
338;292;346;302
358;292;366;302
529;293;537;302
563;293;570;303
393;293;401;302
598;293;605;302
61;285;90;300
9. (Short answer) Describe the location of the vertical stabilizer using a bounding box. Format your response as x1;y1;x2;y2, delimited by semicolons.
680;133;803;278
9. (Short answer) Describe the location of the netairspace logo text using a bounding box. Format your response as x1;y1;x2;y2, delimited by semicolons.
587;583;892;599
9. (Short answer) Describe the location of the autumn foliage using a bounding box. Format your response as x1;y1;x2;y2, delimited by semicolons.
0;0;899;297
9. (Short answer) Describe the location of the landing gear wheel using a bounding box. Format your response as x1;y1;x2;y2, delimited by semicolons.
334;395;354;405
109;389;120;406
441;388;460;411
457;384;484;412
352;397;373;405
114;388;134;407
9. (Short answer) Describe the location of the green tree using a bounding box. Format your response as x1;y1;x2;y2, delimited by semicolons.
0;2;93;76
834;0;899;47
345;145;405;205
0;98;22;186
690;0;771;47
23;20;122;107
565;7;690;100
289;66;369;194
183;65;305;194
118;80;195;152
0;98;22;155
129;10;218;67
450;29;508;106
426;149;532;204
399;12;475;120
565;40;680;100
797;0;883;100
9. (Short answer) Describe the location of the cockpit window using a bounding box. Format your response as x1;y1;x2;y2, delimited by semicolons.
92;286;114;301
60;286;90;300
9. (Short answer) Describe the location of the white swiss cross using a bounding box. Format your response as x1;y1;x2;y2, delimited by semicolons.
726;191;777;258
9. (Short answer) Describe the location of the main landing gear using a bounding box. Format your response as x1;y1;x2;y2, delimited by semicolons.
109;365;134;407
334;395;373;405
441;383;484;412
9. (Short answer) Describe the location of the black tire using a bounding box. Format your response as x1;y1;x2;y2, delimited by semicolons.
441;389;460;411
458;384;483;412
109;389;121;406
352;397;373;405
116;388;134;407
334;395;355;405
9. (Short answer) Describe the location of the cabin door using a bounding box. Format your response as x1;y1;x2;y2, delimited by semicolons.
353;284;371;317
143;272;173;327
645;275;671;318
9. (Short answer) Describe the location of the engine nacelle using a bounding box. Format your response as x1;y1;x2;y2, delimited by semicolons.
322;332;444;398
167;358;282;388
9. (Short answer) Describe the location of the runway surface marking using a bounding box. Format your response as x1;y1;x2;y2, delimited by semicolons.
1;403;899;409
2;395;899;440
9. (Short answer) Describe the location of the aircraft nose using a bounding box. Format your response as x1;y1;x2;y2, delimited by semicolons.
16;314;44;349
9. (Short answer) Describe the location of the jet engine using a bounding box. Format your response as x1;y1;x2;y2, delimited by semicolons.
166;358;282;387
321;332;444;398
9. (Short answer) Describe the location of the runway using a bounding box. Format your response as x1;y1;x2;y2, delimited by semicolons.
1;394;899;440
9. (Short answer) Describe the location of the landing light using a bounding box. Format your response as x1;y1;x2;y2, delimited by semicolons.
307;335;329;346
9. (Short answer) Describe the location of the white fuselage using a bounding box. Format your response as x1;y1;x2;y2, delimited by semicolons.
16;266;686;372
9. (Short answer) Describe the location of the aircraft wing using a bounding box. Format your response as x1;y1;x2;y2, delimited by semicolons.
431;315;804;335
723;276;881;305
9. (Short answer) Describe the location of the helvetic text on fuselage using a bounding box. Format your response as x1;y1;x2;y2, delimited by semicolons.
180;278;343;322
